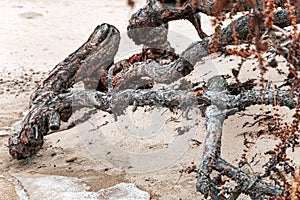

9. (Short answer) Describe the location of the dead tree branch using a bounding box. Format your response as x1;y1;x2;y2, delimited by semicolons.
196;76;290;199
117;8;300;91
7;1;300;199
127;0;290;43
30;23;120;107
8;23;120;159
9;74;296;160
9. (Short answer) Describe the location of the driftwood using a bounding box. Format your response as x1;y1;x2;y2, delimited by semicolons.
9;24;120;158
127;0;289;43
10;75;297;198
8;0;300;199
119;7;300;91
196;76;296;199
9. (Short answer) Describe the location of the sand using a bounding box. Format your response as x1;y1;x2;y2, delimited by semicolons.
0;0;299;199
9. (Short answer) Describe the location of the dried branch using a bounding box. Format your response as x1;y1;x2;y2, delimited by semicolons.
118;8;300;91
127;0;290;43
196;76;287;199
7;1;300;198
8;23;120;159
9;73;297;160
30;23;120;106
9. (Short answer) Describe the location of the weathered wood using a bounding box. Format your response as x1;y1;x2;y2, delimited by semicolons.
118;8;300;91
127;0;289;43
197;76;228;198
9;23;120;159
7;1;300;199
30;23;120;106
196;76;287;199
214;158;284;198
197;105;227;199
48;111;60;131
9;74;297;160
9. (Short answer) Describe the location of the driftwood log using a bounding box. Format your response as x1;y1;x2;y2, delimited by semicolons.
8;0;300;199
9;23;120;158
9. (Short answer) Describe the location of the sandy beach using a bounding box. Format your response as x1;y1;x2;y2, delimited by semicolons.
0;0;299;199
